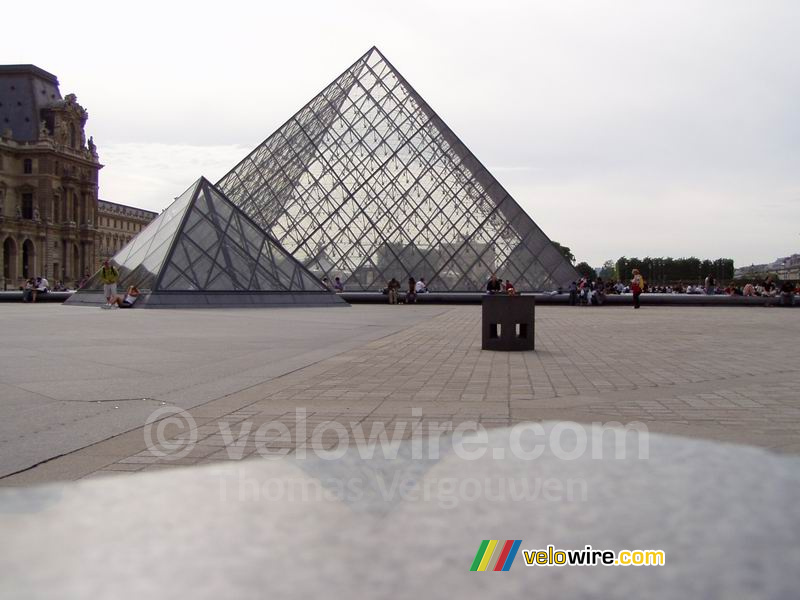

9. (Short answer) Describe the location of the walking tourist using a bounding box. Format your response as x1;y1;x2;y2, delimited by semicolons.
100;260;119;307
631;269;644;309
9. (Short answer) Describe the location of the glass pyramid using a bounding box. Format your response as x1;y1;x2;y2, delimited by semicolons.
217;47;578;292
68;178;345;307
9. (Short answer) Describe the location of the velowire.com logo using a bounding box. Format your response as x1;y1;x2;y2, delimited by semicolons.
469;540;522;572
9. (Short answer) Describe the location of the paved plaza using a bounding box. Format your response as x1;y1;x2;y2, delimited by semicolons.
1;303;798;486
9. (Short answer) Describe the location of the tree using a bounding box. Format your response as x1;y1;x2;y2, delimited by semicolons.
551;241;575;264
615;256;735;284
599;259;617;280
575;261;596;279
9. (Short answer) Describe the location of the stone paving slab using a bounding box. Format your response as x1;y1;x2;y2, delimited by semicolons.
2;305;798;486
0;304;447;477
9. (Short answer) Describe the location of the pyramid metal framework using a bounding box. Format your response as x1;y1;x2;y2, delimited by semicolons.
68;178;345;307
217;47;578;292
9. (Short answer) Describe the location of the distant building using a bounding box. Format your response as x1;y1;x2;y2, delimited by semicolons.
0;64;102;289
95;200;157;270
0;64;153;289
735;253;800;281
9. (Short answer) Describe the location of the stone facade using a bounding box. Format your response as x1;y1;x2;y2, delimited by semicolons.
95;200;157;271
0;65;101;289
735;253;800;281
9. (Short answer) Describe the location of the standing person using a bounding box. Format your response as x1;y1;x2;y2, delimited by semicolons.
568;281;578;305
579;278;590;306
406;277;417;304
100;260;119;307
704;274;716;295
333;277;344;293
631;269;644;309
387;277;400;305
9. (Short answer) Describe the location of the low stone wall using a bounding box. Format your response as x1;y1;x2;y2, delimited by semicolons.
1;290;796;307
341;291;797;306
0;291;73;303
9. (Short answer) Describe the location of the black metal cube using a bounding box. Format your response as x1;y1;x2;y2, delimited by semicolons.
481;295;535;351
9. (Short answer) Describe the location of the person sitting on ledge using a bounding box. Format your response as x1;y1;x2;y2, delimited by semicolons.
406;277;417;304
486;273;502;294
415;277;428;294
104;286;140;309
505;279;516;296
21;278;35;303
779;281;795;307
32;276;49;303
387;277;400;304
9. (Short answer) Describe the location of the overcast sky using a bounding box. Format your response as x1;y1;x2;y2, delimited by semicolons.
5;0;798;266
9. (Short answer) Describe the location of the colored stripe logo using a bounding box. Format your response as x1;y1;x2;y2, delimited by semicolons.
470;540;522;571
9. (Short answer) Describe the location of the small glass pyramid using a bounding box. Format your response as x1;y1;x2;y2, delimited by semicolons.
217;47;578;291
68;178;345;307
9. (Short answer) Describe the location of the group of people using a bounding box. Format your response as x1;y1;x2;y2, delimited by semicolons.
567;271;798;308
567;270;647;308
99;260;140;309
321;276;345;293
486;274;517;296
567;276;611;307
386;276;428;304
21;276;50;303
